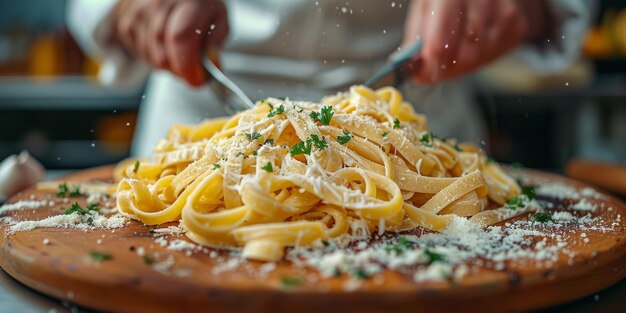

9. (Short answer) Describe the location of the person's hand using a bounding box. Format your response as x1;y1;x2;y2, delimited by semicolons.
401;0;548;84
113;0;229;87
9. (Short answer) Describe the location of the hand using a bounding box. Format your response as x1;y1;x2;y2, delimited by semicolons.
401;0;547;84
113;0;229;87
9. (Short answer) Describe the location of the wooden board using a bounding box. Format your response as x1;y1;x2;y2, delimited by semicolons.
1;166;626;313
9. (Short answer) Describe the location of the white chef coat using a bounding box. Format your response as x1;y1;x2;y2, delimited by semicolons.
67;0;592;157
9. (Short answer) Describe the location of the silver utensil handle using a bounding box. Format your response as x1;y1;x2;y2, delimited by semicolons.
202;56;255;110
364;39;423;88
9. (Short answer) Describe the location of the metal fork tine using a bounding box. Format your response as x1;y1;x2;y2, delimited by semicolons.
202;56;255;112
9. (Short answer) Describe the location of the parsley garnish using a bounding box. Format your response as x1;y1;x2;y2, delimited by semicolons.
522;185;536;200
148;228;155;234
382;131;390;137
212;163;220;170
267;105;285;118
142;255;155;265
133;161;140;173
57;183;83;197
245;132;262;141
261;162;274;172
63;202;98;215
69;186;83;197
393;117;401;129
309;105;334;125
289;140;312;156
354;268;370;280
453;144;462;152
309;134;327;150
90;251;112;262
420;132;433;147
252;151;258;156
280;276;302;288
56;183;69;197
534;212;552;223
424;249;445;264
236;152;244;157
485;157;495;165
505;196;527;210
385;237;415;255
337;130;352;145
264;139;274;145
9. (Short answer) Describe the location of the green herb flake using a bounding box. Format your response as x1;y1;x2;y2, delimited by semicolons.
148;228;156;234
393;117;401;129
280;276;302;288
267;105;285;118
133;160;140;173
264;139;274;146
453;144;462;152
236;152;244;157
309;105;334;125
534;212;552;223
261;162;274;173
56;183;69;197
309;134;328;150
69;185;83;197
382;131;390;137
337;130;352;145
212;163;221;170
252;151;258;156
522;185;536;200
289;140;312;156
90;251;112;262
142;255;155;265
505;196;526;210
424;249;445;265
385;237;415;255
245;132;262;141
420;132;433;147
63;203;85;215
354;268;370;280
485;157;496;165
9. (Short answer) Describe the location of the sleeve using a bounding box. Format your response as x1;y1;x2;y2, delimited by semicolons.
66;0;150;88
510;0;595;73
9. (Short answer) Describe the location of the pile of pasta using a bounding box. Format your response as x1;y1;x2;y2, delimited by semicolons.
115;86;531;261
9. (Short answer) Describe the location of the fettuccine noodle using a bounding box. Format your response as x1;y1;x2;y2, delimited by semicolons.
115;86;527;261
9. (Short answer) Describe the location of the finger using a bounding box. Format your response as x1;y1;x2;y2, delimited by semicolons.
146;0;176;69
485;0;527;60
164;2;210;87
415;0;465;83
206;1;229;50
116;1;144;55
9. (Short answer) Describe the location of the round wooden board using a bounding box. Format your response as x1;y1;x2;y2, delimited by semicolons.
1;166;626;313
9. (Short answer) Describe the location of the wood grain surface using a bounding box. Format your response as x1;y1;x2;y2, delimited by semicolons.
1;166;626;313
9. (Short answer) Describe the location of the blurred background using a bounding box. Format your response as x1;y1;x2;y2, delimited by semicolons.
0;0;625;173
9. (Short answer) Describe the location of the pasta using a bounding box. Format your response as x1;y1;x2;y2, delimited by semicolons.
115;86;530;261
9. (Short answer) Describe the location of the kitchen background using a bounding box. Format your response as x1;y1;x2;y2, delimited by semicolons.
0;0;625;172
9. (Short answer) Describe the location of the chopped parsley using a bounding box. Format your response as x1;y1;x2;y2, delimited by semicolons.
385;237;415;255
505;196;527;210
264;139;274;146
236;152;244;157
280;276;302;288
267;105;285;118
261;162;274;173
382;131;390;137
424;249;445;264
142;255;155;265
309;105;334;125
56;183;69;197
212;163;221;170
57;183;83;197
69;186;83;197
453;144;462;152
337;130;352;145
522;185;536;200
90;251;112;262
133;160;140;173
420;132;433;147
252;151;258;156
354;268;370;280
289;140;312;156
309;134;328;150
534;212;552;223
148;228;156;234
245;132;262;141
63;202;98;215
485;157;496;165
393;117;401;129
